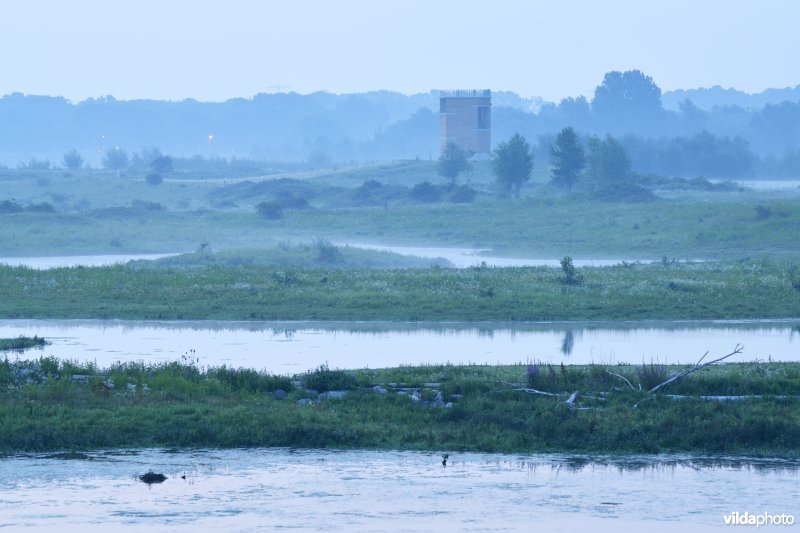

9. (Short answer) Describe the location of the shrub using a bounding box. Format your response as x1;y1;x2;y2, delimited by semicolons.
636;362;669;390
26;202;56;213
280;196;310;210
560;256;583;285
448;185;477;203
525;364;540;387
0;200;23;214
207;366;292;393
131;199;164;212
314;238;342;264
302;364;357;392
145;173;163;185
256;201;284;220
352;179;384;205
755;205;772;221
410;181;442;202
593;182;656;203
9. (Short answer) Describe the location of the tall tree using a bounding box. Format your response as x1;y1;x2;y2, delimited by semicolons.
492;133;534;198
151;154;173;175
437;142;473;184
103;147;129;177
62;149;84;170
549;127;585;189
592;70;662;133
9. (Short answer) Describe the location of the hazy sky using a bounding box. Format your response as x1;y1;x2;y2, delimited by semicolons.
1;0;798;102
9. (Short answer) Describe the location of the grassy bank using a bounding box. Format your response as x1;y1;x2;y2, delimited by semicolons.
129;243;451;269
1;260;798;321
1;357;798;455
0;336;47;351
1;195;800;260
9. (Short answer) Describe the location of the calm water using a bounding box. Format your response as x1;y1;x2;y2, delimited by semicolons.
0;253;181;269
720;179;800;191
0;448;797;532
340;243;659;267
0;319;797;372
0;249;658;269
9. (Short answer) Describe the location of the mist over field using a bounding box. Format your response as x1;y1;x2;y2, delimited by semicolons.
2;5;800;531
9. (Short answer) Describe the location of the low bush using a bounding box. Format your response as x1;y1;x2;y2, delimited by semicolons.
448;185;477;203
302;364;358;391
256;201;284;220
410;181;442;202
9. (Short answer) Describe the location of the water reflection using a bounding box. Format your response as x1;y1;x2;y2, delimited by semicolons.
0;319;798;372
561;330;575;355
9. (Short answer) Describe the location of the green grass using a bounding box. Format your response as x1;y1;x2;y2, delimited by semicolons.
1;163;799;259
1;260;798;321
0;336;47;351
1;357;798;455
132;243;451;269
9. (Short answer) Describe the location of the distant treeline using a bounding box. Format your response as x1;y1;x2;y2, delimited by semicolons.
2;71;800;178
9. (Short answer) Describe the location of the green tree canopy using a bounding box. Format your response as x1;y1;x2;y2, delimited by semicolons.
586;135;631;184
151;155;173;175
592;70;662;132
492;133;534;198
549;127;585;189
437;142;473;183
103;148;129;172
62;149;84;170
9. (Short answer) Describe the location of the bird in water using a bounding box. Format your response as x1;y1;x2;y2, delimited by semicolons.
139;471;167;484
442;454;449;467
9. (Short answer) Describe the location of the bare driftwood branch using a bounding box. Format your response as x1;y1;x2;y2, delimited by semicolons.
515;387;559;397
607;371;636;391
664;394;800;401
648;344;744;394
496;381;562;397
566;390;579;406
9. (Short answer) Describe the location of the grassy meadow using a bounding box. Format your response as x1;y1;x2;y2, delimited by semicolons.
0;162;798;260
1;162;799;456
1;259;798;321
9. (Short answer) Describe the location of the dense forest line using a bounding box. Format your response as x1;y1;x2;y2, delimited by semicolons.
2;71;800;178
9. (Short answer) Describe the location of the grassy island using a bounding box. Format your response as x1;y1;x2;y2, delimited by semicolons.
1;259;799;321
0;336;47;352
1;357;798;456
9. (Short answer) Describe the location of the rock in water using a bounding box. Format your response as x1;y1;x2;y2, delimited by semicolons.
140;471;167;484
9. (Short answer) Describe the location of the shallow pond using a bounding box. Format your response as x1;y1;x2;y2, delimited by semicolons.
0;248;656;269
340;243;657;267
0;253;181;269
0;448;796;531
1;319;797;372
717;179;800;191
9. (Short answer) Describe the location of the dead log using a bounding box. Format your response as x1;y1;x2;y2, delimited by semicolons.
648;344;744;394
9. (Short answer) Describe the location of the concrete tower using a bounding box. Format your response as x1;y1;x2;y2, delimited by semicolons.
439;89;491;158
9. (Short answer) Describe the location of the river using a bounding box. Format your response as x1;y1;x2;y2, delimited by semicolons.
1;319;797;372
0;448;796;532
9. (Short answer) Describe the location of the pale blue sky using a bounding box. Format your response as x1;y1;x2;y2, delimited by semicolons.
1;0;797;102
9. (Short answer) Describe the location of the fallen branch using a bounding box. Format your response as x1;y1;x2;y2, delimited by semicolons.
664;394;800;401
514;387;559;397
607;371;637;391
566;390;579;406
648;344;744;394
496;381;561;397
